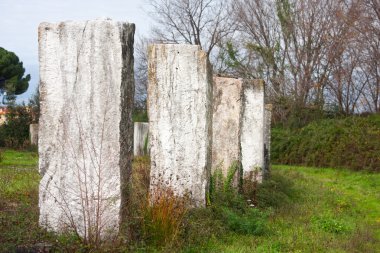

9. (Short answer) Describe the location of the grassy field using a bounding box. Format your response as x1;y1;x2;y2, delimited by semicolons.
0;149;379;252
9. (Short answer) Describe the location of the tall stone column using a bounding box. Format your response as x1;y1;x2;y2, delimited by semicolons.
264;104;273;178
29;123;39;146
241;79;265;183
148;44;213;207
134;122;149;156
212;77;242;178
212;77;265;183
38;19;135;237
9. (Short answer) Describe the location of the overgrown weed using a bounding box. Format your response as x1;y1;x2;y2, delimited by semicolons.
143;188;188;248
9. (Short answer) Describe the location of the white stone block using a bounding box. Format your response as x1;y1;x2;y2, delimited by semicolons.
134;122;149;156
30;123;39;145
212;77;242;177
38;19;135;237
241;79;265;182
148;44;212;207
264;104;272;177
212;77;265;183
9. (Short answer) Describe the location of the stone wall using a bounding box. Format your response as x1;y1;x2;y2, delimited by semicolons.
148;44;213;207
134;122;149;156
38;19;135;237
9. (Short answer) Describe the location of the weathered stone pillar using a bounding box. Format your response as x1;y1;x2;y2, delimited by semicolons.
29;123;39;145
264;104;273;178
212;77;242;178
148;44;212;207
212;77;265;183
134;122;149;156
38;19;135;237
241;79;265;183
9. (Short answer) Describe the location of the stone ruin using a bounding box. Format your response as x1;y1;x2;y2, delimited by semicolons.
38;18;271;236
147;44;213;207
264;104;273;177
133;122;149;156
38;19;135;237
29;123;39;146
212;77;268;183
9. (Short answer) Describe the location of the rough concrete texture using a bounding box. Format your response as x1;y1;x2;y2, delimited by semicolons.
241;79;265;183
212;77;242;177
148;44;212;207
38;19;135;237
264;104;273;177
134;122;149;156
30;123;39;145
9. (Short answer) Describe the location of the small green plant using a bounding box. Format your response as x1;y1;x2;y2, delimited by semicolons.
209;161;240;198
208;163;268;233
220;207;268;235
311;214;351;234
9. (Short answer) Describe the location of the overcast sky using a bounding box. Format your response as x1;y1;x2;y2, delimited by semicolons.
0;0;151;103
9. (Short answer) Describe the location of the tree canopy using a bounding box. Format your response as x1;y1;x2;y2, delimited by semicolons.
0;47;30;96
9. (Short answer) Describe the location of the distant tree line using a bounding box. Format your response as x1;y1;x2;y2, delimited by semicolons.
0;88;39;148
135;0;380;126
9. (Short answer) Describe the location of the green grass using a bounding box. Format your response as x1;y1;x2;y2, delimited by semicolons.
0;149;38;167
0;149;54;252
182;165;380;252
0;150;379;252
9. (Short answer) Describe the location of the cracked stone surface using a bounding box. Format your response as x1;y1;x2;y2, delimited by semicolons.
212;77;266;183
148;44;212;207
38;19;135;237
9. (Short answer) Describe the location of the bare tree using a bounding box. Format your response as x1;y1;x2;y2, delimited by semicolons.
147;0;234;57
359;0;380;112
227;0;365;121
135;36;151;110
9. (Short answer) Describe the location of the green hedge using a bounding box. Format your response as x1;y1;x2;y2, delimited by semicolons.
271;114;380;172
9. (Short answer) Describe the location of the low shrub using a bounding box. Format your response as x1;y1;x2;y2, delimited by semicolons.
272;114;380;171
0;104;32;149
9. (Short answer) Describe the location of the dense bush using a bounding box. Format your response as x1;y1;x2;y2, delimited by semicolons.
0;104;32;148
271;114;380;171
